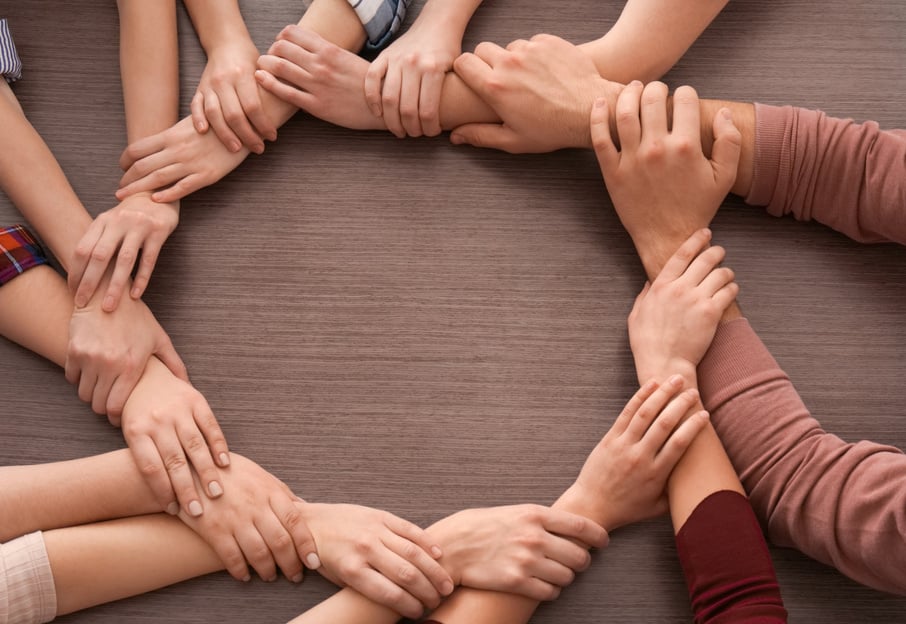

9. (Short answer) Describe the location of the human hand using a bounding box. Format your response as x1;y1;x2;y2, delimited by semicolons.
116;115;250;204
176;452;317;583
65;279;188;417
427;504;608;601
68;193;178;311
297;502;452;619
122;356;229;521
558;377;709;530
451;34;622;153
591;82;741;277
192;39;277;155
364;20;461;138
628;229;738;385
255;26;384;132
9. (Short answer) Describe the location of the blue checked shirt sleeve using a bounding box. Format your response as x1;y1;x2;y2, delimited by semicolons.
0;19;23;83
346;0;410;52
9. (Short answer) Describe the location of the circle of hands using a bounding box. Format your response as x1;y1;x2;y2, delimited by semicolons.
61;22;742;620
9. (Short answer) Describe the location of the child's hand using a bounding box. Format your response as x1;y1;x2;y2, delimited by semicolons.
628;228;738;385
427;504;608;601
192;39;276;154
296;501;452;619
559;377;709;530
177;452;316;584
69;193;178;310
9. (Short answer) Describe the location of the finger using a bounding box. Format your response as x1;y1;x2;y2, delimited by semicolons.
671;85;701;145
236;77;277;142
76;364;98;405
712;280;740;312
614;81;644;153
150;173;208;204
63;353;80;386
237;524;278;582
191;91;210;133
590;97;619;177
194;403;230;468
177;418;223;500
347;566;424;619
105;363;142;419
74;237;118;309
275;23;328;52
540;509;608;551
69;220;105;295
211;533;251;582
639;81;669;140
103;231;146;312
364;55;389;117
625;374;687;440
129;435;178;515
378;532;448;607
270;495;316;580
504;38;530;52
507;577;561;602
449;123;526;153
471;41;508;66
154;333;190;382
698;266;737;298
254;68;315;111
640;388;700;452
118;149;179;189
529;557;576;589
398;62;424;138
203;90;244;153
658;228;713;282
451;52;494;101
654;410;710;472
609;379;659;437
680;244;727;286
267;38;316;73
383;513;444;561
418;69;444;137
130;233;166;300
119;134;166;171
90;370;115;416
254;512;303;582
117;163;187;200
155;431;204;517
382;65;406;138
216;86;265;154
711;107;743;189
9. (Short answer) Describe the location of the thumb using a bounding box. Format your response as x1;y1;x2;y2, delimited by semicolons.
710;107;742;191
155;332;190;382
450;123;528;153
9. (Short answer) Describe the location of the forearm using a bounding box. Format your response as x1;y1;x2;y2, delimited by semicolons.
0;265;71;365
0;449;161;542
286;588;399;624
0;82;92;268
580;0;728;83
117;0;179;142
47;513;221;616
417;0;484;43
184;0;253;55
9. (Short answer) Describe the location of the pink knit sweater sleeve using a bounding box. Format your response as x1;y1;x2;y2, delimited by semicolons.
698;318;906;595
745;104;906;244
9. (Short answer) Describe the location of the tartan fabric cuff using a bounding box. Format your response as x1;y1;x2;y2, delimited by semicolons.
347;0;410;52
0;19;23;83
0;225;49;287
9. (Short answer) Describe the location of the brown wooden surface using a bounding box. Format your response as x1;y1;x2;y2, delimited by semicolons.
2;1;905;622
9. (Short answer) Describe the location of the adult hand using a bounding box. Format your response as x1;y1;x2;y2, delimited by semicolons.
451;34;622;153
364;20;460;138
69;193;178;311
628;229;738;385
192;39;277;155
428;504;608;601
590;81;741;274
122;357;229;521
255;26;384;131
65;278;188;417
116;115;250;204
298;501;452;619
176;452;316;584
560;378;709;530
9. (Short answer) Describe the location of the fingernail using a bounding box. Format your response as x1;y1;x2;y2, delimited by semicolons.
268;132;278;142
254;144;265;155
441;581;454;595
131;287;140;298
254;69;266;82
305;553;321;569
166;501;180;515
669;374;683;386
195;121;205;132
630;80;643;87
103;295;115;310
593;97;606;108
188;500;204;517
242;574;251;582
721;108;733;120
431;545;443;558
219;453;230;466
292;573;303;583
267;575;278;583
74;296;86;308
208;481;223;497
450;133;464;145
230;141;241;152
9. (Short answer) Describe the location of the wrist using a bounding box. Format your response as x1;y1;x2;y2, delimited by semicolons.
633;357;698;389
553;484;614;532
424;514;467;586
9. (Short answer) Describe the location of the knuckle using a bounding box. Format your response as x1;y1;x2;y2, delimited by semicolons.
163;453;188;473
271;532;293;552
396;564;416;584
353;538;373;556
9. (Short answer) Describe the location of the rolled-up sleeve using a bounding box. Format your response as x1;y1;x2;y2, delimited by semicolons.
0;19;23;83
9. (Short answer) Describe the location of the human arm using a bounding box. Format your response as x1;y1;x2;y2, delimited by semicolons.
115;0;368;204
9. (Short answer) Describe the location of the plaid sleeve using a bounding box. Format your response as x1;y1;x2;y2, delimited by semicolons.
0;19;23;83
0;225;48;287
347;0;410;52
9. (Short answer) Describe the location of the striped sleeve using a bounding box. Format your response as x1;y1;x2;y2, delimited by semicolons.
0;19;23;83
346;0;410;51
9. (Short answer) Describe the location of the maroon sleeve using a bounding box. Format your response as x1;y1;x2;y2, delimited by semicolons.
675;490;787;623
745;103;906;245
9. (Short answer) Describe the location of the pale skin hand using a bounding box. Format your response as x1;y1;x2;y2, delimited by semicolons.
427;505;608;601
628;229;739;385
69;192;179;311
297;502;452;619
121;356;229;521
65;267;189;418
176;452;317;584
590;81;741;278
451;34;624;153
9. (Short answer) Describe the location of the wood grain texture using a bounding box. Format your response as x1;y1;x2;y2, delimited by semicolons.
1;0;905;621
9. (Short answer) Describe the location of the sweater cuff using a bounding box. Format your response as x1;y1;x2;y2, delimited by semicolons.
745;103;795;216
